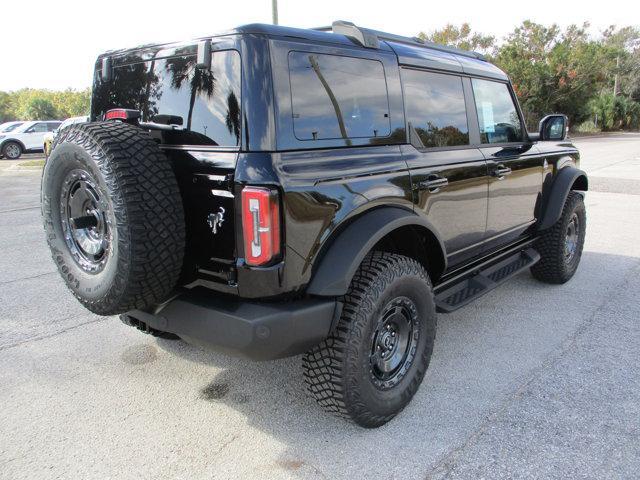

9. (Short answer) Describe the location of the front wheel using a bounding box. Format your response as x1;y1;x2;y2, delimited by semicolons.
303;252;437;428
2;142;22;160
531;191;586;284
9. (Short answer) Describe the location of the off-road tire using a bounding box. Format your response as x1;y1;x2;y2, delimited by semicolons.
531;191;586;284
303;252;437;428
41;122;185;315
2;141;22;159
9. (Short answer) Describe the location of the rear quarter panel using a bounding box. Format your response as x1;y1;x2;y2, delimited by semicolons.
275;146;413;289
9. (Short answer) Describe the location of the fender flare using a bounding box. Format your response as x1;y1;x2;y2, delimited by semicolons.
306;207;447;297
538;166;588;231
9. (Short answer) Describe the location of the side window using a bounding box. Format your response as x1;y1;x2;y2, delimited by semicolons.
471;79;523;144
31;123;48;133
288;52;391;141
401;69;469;148
47;123;60;131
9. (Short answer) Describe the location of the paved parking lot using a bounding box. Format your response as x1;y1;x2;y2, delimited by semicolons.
1;134;639;479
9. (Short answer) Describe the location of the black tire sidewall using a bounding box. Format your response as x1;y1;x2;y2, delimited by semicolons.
347;269;436;421
562;195;586;276
42;141;123;303
532;192;587;284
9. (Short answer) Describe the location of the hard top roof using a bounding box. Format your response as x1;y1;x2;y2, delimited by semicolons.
97;21;508;81
233;21;507;80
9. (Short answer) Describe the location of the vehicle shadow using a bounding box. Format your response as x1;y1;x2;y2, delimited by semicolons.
154;249;640;479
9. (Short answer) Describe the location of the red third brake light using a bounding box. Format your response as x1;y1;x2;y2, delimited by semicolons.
241;187;281;266
104;109;141;121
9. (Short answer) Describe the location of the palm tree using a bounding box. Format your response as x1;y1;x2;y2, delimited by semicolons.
225;91;241;144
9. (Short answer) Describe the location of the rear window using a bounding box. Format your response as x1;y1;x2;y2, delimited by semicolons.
92;49;242;147
288;52;390;141
402;69;469;148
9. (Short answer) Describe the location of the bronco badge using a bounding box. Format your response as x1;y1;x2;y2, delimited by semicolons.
207;207;225;234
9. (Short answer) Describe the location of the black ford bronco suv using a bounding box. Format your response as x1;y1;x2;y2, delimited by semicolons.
42;21;588;427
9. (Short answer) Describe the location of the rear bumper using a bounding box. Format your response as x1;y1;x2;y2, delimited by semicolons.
122;290;339;360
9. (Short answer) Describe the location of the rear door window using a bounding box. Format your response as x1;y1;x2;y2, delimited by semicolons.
401;69;469;148
288;52;391;141
471;79;524;144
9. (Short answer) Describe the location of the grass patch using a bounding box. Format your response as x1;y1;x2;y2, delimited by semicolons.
19;159;45;168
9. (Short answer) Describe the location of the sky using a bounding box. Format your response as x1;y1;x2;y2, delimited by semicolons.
0;0;638;91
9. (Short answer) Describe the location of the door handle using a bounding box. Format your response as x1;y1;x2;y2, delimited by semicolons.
417;175;449;193
492;164;512;179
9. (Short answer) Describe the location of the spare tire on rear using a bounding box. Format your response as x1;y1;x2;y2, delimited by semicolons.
41;122;185;316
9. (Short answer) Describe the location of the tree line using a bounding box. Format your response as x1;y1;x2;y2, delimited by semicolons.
1;21;638;132
419;21;640;131
0;88;90;123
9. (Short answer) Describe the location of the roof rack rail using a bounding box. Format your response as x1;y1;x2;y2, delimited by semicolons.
313;20;486;61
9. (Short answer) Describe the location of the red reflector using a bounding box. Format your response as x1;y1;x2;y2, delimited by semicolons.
104;109;141;121
241;187;281;266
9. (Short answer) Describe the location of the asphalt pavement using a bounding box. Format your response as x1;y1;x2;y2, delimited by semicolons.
1;134;639;479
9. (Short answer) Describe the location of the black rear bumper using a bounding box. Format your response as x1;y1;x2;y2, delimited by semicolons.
122;290;339;360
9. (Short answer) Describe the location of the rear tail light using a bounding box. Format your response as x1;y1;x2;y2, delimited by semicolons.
241;187;281;266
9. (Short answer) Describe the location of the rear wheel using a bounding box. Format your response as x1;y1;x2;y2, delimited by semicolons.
303;252;436;428
41;122;185;315
531;191;586;284
2;141;22;159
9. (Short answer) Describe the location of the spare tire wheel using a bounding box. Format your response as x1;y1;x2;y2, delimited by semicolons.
41;122;185;315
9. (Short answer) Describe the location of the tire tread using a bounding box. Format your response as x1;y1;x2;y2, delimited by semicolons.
46;122;185;315
302;251;435;428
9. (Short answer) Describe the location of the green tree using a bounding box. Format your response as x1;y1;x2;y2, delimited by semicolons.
24;97;57;120
590;92;640;130
0;91;14;122
51;88;91;118
601;26;640;100
418;23;496;54
494;21;611;128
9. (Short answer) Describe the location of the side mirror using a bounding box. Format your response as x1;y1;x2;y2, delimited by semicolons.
539;114;568;141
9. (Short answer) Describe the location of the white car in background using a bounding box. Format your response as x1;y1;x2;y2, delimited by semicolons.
43;116;89;159
0;120;61;159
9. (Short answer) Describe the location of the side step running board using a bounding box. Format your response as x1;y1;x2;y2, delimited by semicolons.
434;248;540;313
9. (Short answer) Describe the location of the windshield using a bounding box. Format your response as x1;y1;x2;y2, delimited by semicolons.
12;123;35;133
0;122;23;133
59;117;86;130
